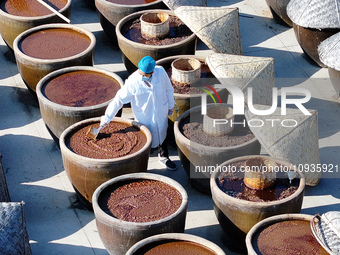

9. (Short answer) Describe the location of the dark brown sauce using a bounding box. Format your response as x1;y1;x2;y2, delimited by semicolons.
67;122;146;159
180;114;255;147
105;180;182;222
43;70;120;107
217;159;299;202
0;0;67;17
253;220;329;255
135;240;217;255
19;28;91;59
165;61;217;94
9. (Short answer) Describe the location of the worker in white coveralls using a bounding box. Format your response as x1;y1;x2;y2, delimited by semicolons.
100;56;177;170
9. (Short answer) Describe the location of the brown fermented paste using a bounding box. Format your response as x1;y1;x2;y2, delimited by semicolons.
0;0;67;17
106;180;182;222
165;61;218;94
135;240;217;255
107;0;157;5
217;159;299;202
180;114;255;147
43;70;120;107
122;15;192;46
19;28;91;59
68;122;146;159
253;220;329;255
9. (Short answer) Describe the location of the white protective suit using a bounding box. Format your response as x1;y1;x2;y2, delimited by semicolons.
101;66;175;148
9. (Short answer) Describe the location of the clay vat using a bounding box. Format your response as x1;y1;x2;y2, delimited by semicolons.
156;55;227;123
174;104;261;194
265;0;292;27
116;9;197;74
92;172;188;255
59;117;152;207
95;0;166;45
246;214;329;255
36;66;123;141
0;0;72;49
210;155;305;253
293;24;340;67
126;233;226;255
13;23;96;93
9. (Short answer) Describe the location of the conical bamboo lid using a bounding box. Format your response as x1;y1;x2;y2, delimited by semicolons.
0;202;32;254
311;211;340;254
162;0;207;10
319;32;340;70
174;6;242;54
206;53;275;106
245;105;321;186
287;0;340;29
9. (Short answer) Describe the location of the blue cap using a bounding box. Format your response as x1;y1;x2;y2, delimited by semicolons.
138;56;156;74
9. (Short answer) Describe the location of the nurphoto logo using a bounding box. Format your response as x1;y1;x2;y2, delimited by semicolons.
200;84;312;128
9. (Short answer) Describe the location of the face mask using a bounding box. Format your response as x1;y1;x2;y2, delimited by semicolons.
141;76;150;81
141;74;152;82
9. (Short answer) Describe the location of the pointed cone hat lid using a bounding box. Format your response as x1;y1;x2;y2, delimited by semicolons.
0;202;32;254
287;0;340;28
175;6;242;54
206;53;275;106
162;0;207;10
245;105;321;186
319;32;340;70
311;211;340;254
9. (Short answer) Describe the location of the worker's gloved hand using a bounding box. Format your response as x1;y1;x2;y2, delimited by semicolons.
168;109;173;116
99;116;109;129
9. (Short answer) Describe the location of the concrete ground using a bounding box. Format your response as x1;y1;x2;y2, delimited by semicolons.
1;0;339;254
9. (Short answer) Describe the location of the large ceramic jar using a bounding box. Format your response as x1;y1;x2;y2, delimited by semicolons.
126;233;226;255
292;25;340;67
59;117;152;207
246;214;330;254
174;104;261;194
265;0;292;26
13;23;96;93
287;0;340;67
36;66;123;141
92;172;188;255
116;9;197;74
210;155;305;253
0;0;72;49
95;0;166;45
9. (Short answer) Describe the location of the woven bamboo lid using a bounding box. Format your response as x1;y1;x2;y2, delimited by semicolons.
162;0;207;10
174;6;242;54
319;32;340;70
206;53;275;106
311;211;340;254
245;105;321;186
287;0;340;29
0;202;32;254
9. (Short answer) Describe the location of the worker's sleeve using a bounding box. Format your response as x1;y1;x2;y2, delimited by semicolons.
162;68;175;110
100;82;133;126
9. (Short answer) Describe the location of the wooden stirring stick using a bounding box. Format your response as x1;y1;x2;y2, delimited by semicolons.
36;0;71;23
